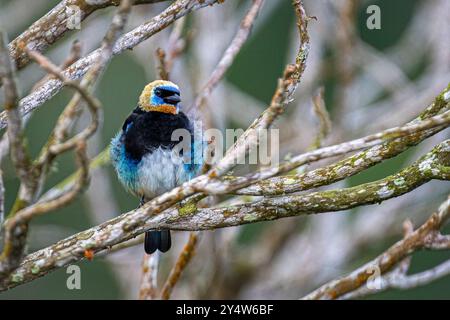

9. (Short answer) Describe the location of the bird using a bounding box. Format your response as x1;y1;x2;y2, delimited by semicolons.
110;80;203;254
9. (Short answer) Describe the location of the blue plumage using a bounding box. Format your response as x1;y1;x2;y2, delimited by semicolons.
110;80;203;254
110;132;139;195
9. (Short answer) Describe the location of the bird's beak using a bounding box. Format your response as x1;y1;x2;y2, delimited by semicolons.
163;93;181;105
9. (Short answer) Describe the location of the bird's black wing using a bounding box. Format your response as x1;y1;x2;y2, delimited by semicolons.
121;107;143;132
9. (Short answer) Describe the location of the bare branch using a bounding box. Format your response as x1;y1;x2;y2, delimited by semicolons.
0;138;448;291
388;259;450;290
0;169;4;226
0;31;33;203
201;108;450;195
237;87;450;196
310;87;331;149
7;0;168;71
161;232;199;299
31;40;82;92
139;253;160;300
0;0;134;281
8;142;90;223
303;194;450;300
190;0;265;111
0;0;226;130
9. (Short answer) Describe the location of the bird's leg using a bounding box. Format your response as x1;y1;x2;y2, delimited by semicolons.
139;195;146;208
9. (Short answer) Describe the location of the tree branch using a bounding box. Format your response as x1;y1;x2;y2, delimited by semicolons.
0;0;134;281
0;32;33;202
189;0;265;111
39;84;450;205
160;232;199;300
236;84;450;196
139;252;160;300
0;138;448;291
7;0;168;71
303;194;450;300
0;0;226;130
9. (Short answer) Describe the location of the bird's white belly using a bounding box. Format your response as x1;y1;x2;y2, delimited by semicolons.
136;148;188;199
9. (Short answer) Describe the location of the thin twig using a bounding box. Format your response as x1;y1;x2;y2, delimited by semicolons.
0;32;33;203
165;17;188;72
236;86;450;196
0;169;4;226
0;0;134;281
303;195;450;300
31;40;82;92
189;0;265;111
7;0;168;71
310;87;331;149
139;252;160;300
0;0;226;130
161;232;199;299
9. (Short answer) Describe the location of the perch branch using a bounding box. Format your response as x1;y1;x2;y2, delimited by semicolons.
200;108;450;195
0;139;447;291
38;84;450;205
0;0;313;290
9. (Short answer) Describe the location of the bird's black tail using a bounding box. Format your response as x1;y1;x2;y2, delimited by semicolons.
144;230;171;254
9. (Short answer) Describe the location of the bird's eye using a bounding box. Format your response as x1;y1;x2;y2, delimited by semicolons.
155;88;162;97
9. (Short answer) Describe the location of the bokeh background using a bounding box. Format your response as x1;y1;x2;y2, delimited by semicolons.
0;0;449;299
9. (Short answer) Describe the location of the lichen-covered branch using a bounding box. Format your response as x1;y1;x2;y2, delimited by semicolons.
201;108;450;195
7;0;167;71
38;83;450;206
0;32;33;203
0;0;226;130
0;31;33;278
0;0;133;281
9;86;446;288
0;138;447;291
236;84;450;196
303;194;450;300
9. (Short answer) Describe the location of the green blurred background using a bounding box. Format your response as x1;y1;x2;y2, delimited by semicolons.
0;0;449;299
